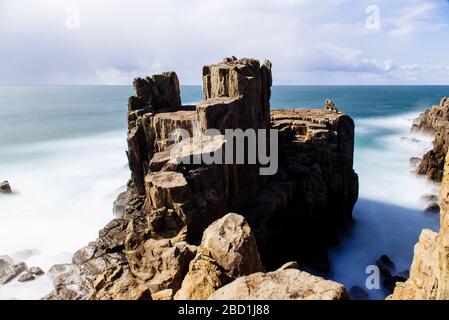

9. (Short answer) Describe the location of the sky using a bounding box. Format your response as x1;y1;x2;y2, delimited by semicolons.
0;0;448;85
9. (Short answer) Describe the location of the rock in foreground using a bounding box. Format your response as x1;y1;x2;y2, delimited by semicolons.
209;266;348;300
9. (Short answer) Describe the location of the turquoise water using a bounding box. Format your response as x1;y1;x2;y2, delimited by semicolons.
0;85;446;299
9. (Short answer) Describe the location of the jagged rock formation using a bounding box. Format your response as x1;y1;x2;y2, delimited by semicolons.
389;150;449;299
412;97;449;182
208;263;349;300
44;57;358;300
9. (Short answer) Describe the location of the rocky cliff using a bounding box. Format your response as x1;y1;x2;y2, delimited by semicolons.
389;149;449;299
44;57;358;300
412;97;449;182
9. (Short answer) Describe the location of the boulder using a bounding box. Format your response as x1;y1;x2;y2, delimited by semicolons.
18;271;35;282
0;255;13;272
201;213;264;278
29;266;45;275
425;203;440;214
0;262;27;284
0;180;12;193
209;268;349;300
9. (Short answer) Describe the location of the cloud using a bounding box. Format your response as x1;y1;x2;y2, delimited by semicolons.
387;2;448;36
300;45;395;74
0;0;448;84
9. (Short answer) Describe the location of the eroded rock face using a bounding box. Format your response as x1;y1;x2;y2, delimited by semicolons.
389;150;449;300
412;98;449;182
209;266;349;300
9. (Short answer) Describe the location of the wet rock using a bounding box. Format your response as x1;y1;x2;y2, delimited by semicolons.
425;203;440;214
349;285;369;300
421;194;438;203
412;98;449;182
0;181;12;193
376;255;396;275
113;190;131;217
209;268;349;300
29;266;44;276
0;262;27;284
409;157;421;167
18;271;35;282
0;255;13;272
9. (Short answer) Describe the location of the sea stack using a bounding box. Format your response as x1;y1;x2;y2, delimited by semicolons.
44;57;358;300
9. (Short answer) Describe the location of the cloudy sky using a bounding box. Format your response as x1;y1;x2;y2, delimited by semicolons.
0;0;448;85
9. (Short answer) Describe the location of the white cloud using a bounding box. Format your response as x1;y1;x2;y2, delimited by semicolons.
387;2;448;36
0;0;448;84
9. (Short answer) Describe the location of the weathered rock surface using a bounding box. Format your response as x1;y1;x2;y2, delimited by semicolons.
0;180;12;193
175;213;263;300
389;150;449;299
209;265;349;300
0;262;27;284
18;271;35;282
412;98;449;182
201;213;263;278
0;255;13;272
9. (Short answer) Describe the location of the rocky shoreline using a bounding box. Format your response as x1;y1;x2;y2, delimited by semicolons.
42;57;358;300
389;98;449;299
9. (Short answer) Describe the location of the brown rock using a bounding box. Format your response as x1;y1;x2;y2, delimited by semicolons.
209;268;349;300
18;271;35;282
126;239;196;294
201;213;264;278
0;262;27;284
174;249;228;300
389;150;449;299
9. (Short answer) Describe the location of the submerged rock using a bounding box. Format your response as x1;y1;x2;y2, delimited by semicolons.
0;181;12;193
425;203;440;214
349;285;369;300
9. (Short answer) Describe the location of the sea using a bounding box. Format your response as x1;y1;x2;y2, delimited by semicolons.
0;85;446;300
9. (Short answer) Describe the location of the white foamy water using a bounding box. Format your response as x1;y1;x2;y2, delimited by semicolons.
329;111;440;300
0;131;129;299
